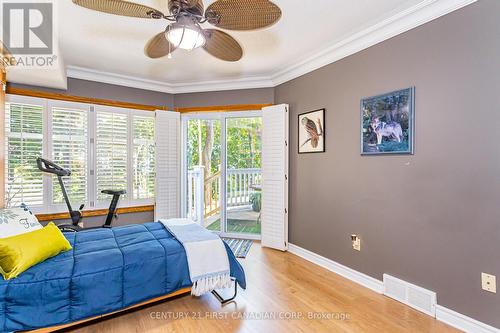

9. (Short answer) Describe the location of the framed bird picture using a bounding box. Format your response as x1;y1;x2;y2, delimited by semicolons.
298;109;325;154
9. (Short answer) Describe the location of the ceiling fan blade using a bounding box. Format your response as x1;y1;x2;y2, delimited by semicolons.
72;0;164;19
145;31;177;59
205;0;281;31
168;0;204;16
203;29;242;62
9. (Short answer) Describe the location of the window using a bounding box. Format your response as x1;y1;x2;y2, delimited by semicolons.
5;99;44;207
181;112;262;237
4;95;156;213
51;103;88;205
132;115;155;200
95;110;128;202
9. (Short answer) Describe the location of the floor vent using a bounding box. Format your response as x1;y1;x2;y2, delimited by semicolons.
383;274;437;317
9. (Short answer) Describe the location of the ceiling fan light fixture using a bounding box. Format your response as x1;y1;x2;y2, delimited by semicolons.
72;0;282;62
166;23;205;51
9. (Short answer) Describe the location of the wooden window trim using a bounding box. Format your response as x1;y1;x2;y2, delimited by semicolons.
6;87;168;112
175;103;272;113
36;204;154;222
6;88;271;114
0;72;5;209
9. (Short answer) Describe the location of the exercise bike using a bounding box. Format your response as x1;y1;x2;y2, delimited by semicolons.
37;157;126;232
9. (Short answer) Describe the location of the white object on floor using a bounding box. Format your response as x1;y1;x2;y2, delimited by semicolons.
159;218;231;296
0;206;42;238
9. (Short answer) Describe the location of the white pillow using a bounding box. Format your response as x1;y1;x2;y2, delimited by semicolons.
0;205;43;238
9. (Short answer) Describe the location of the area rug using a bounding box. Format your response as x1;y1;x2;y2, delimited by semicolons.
222;238;253;258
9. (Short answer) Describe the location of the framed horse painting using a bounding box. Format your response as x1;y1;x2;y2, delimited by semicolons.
361;87;415;155
298;109;325;154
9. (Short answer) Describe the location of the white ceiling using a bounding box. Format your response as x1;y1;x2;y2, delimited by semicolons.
7;0;476;93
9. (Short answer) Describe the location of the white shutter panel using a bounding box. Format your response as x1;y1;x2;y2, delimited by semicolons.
132;114;155;200
95;108;128;204
155;110;180;220
4;98;44;207
261;104;289;251
49;102;89;206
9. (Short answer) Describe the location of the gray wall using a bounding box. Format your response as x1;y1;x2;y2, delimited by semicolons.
174;87;274;108
275;0;499;328
9;78;174;109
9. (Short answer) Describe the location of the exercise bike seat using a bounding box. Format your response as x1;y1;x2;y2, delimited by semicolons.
101;190;126;195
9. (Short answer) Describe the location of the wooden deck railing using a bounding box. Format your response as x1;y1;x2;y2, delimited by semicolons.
227;168;261;207
187;167;261;226
204;171;221;218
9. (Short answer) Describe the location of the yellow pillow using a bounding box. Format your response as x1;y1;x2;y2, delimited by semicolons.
0;222;72;280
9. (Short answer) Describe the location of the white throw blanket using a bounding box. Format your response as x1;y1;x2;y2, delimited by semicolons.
159;218;232;296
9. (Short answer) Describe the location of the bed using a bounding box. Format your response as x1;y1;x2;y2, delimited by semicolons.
0;222;246;332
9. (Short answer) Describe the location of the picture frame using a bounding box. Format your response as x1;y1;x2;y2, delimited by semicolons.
360;87;415;155
298;108;325;154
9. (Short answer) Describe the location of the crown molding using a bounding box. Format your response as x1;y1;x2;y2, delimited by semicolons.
66;66;176;93
67;65;274;94
172;75;274;94
66;0;476;94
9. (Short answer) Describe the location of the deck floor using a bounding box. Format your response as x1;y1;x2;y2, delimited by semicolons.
206;206;261;235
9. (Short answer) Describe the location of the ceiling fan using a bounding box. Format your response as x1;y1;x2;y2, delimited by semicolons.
72;0;282;62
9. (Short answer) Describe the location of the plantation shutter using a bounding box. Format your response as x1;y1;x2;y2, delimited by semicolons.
155;110;180;220
49;102;89;206
4;98;44;207
95;108;128;204
132;114;155;200
261;104;289;251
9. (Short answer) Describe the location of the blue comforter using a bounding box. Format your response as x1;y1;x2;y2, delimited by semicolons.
0;222;246;332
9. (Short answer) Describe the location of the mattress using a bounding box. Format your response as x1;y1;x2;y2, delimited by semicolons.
0;222;246;332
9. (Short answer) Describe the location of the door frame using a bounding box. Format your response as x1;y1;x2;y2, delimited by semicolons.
181;110;262;240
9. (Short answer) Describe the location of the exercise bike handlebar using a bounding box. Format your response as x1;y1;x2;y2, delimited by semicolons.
36;157;125;231
37;157;80;225
37;157;71;177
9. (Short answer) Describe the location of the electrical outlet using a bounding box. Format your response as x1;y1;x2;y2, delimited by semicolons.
351;235;361;251
481;273;496;293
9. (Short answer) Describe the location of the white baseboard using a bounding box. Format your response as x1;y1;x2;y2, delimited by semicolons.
287;243;384;294
436;305;500;333
288;243;500;333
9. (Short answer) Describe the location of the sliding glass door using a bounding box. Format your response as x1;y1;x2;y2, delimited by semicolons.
182;111;262;238
225;117;262;236
185;118;222;231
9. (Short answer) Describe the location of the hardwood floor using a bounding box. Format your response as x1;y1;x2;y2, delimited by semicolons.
67;243;459;333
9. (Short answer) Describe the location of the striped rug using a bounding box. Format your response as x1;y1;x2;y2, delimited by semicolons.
222;238;253;258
